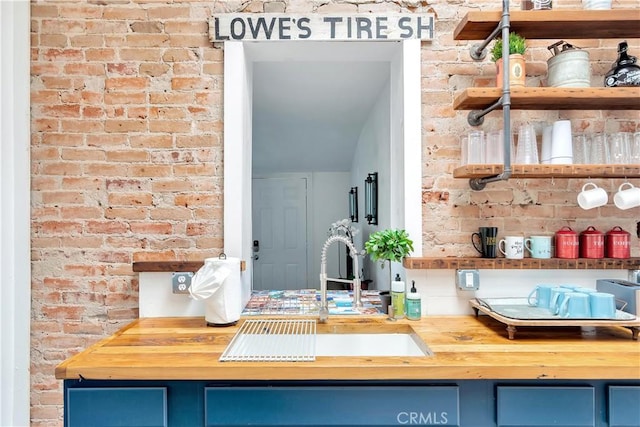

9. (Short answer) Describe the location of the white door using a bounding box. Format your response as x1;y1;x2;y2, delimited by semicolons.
252;177;308;290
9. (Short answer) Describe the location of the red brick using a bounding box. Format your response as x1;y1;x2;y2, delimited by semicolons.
85;48;117;61
105;77;148;90
128;164;172;177
85;220;128;234
105;207;149;220
108;192;152;206
129;222;173;235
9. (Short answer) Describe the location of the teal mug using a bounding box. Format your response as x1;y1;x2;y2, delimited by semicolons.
525;236;552;259
589;292;616;319
559;292;591;318
550;287;573;315
527;284;554;309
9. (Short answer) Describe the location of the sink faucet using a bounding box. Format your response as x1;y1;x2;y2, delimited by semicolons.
319;234;363;323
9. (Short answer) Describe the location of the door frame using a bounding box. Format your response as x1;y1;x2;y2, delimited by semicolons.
223;39;423;295
252;173;314;287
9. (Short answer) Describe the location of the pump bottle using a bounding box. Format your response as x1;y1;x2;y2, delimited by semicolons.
391;274;405;319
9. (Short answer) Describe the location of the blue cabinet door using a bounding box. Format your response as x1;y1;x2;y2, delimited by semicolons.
205;386;460;426
66;387;167;427
609;386;640;427
497;386;595;427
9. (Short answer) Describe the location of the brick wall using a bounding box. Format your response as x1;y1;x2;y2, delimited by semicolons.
30;1;639;425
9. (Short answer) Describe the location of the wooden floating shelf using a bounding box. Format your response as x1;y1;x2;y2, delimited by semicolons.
453;87;640;111
133;260;246;273
454;9;640;40
404;257;640;270
453;164;640;179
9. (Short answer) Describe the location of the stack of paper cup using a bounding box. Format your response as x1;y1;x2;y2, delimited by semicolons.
550;120;573;164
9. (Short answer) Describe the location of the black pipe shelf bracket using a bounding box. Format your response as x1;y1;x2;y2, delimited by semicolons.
464;0;513;190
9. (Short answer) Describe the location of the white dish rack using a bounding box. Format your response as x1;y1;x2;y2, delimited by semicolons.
220;319;317;362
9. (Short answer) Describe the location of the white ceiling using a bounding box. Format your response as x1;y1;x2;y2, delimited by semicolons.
250;41;396;174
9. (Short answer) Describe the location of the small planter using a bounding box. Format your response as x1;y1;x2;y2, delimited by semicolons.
496;54;526;88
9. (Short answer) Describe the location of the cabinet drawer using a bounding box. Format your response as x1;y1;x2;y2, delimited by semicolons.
497;386;595;427
609;386;640;427
205;386;460;426
66;387;167;427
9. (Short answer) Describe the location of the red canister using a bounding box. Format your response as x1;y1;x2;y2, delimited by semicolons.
555;226;579;259
605;226;631;259
579;226;604;259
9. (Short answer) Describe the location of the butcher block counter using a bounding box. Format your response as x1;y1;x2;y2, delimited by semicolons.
56;315;640;381
56;315;640;426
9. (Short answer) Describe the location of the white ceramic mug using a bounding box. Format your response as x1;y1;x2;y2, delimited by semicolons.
577;182;608;210
613;182;640;210
499;236;525;259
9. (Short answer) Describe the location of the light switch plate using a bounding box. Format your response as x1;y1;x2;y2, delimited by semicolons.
456;269;480;291
172;272;193;294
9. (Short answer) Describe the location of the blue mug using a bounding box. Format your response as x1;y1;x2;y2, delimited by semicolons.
590;292;616;319
527;284;554;309
559;292;591;318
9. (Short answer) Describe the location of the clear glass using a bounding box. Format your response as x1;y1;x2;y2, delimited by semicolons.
631;132;640;164
572;133;590;164
589;133;610;164
609;132;631;164
533;0;552;9
515;123;539;164
485;130;503;164
460;135;468;166
467;130;485;164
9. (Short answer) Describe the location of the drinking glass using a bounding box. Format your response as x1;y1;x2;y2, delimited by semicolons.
589;133;610;164
515;124;539;164
460;135;468;166
467;130;485;164
609;132;631;164
631;132;640;164
572;133;590;164
485;130;503;164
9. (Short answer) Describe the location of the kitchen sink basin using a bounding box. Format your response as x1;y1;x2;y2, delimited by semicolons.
315;323;432;357
219;319;432;362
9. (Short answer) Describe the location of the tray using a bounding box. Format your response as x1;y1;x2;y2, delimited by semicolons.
470;298;640;340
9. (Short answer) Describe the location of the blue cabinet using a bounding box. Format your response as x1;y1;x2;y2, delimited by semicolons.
609;386;640;427
205;386;460;426
66;387;167;427
497;386;595;427
62;380;640;427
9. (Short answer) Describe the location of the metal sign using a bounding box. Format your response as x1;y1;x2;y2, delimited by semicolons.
210;13;435;41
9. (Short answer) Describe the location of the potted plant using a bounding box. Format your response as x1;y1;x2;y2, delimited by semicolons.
491;32;527;88
365;229;414;288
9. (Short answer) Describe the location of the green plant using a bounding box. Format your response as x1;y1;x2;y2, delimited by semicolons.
490;32;526;62
365;229;414;268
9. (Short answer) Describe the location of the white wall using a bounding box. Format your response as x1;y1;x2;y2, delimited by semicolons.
351;78;392;289
310;172;351;285
0;1;31;426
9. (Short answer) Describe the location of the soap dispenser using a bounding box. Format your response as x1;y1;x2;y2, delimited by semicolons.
391;274;405;319
406;281;422;320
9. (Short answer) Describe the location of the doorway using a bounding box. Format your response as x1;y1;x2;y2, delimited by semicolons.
223;40;423;298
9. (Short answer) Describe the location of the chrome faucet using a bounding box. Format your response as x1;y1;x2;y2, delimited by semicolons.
319;234;363;323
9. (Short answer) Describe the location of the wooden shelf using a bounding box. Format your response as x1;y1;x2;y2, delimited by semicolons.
133;260;246;272
453;164;640;179
404;257;640;270
454;9;640;40
454;87;640;111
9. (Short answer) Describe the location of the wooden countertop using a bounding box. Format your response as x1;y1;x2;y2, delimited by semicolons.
55;315;640;381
